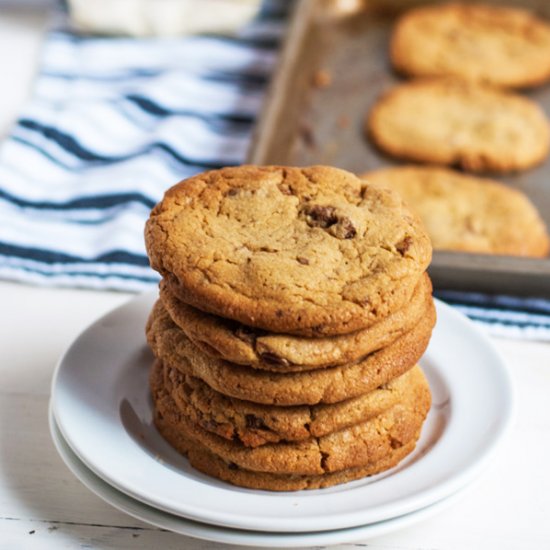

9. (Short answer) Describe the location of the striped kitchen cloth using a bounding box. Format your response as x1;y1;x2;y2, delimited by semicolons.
434;290;550;341
0;1;285;291
1;2;550;341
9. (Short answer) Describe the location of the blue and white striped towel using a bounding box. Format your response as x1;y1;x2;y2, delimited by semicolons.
434;290;550;341
1;2;550;341
0;2;285;291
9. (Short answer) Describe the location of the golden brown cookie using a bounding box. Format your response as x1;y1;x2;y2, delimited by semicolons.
151;362;430;475
159;274;433;371
154;415;418;491
363;166;550;257
145;165;432;336
154;359;427;447
367;79;550;172
146;298;435;406
391;3;550;89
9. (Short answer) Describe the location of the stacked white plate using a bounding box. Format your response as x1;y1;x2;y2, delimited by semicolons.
49;293;514;548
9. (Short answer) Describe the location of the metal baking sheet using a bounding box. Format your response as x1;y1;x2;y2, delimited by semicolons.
248;0;550;297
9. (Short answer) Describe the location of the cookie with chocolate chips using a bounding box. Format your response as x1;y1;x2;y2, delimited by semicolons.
159;274;433;371
153;413;419;491
153;360;428;447
150;358;431;476
145;165;432;336
146;298;435;406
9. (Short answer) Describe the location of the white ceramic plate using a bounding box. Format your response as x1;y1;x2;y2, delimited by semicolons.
49;409;469;548
51;293;514;533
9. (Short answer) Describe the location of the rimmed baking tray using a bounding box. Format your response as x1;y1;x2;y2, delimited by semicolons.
247;0;550;297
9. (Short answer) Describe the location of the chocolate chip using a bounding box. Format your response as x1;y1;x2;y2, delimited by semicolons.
390;436;403;449
259;352;290;367
297;256;309;265
332;217;356;239
303;205;338;228
226;188;239;197
245;414;269;430
302;205;357;239
276;309;284;318
228;462;239;470
396;236;413;256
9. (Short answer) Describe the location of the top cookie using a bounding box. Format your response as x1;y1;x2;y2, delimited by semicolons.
145;165;432;336
391;3;550;89
363;166;550;257
368;78;550;173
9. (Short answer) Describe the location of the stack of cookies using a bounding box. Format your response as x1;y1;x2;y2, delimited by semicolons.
145;165;435;491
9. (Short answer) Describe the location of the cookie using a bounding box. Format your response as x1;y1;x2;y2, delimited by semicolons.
367;79;550;172
391;3;550;89
154;359;427;447
146;298;435;406
363;166;550;257
154;416;418;491
159;273;432;371
151;362;430;475
145;165;432;336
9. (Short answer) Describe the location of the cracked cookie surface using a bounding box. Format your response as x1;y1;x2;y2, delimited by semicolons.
146;298;435;406
367;79;550;172
150;360;431;475
154;417;418;491
363;166;550;257
153;359;426;447
391;3;550;89
145;165;431;336
159;273;432;371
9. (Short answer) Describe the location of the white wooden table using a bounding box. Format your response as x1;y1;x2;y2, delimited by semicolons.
1;7;550;550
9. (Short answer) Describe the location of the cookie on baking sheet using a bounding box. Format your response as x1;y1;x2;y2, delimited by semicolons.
154;416;418;491
150;362;431;475
153;360;428;447
145;165;432;336
159;274;433;372
391;3;550;89
363;166;550;258
146;298;435;406
367;79;550;173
